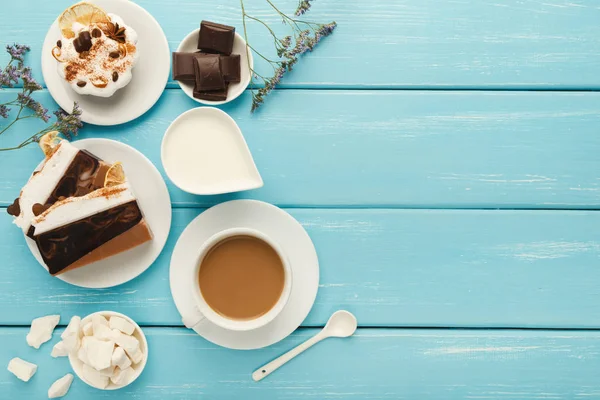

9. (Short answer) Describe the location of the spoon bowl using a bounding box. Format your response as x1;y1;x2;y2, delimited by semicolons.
323;310;358;338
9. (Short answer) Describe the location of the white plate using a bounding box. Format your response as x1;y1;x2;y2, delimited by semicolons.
161;107;263;195
41;0;170;125
170;200;319;350
26;139;172;288
176;30;253;105
69;311;148;390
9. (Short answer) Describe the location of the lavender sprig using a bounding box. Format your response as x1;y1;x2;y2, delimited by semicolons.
294;0;313;16
240;0;336;112
0;44;83;151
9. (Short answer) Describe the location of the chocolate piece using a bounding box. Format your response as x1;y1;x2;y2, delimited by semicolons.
172;52;196;82
194;53;225;91
32;203;51;217
33;201;143;275
112;71;119;82
7;198;20;217
73;31;92;53
109;51;120;59
77;81;86;87
197;21;235;55
220;54;241;83
56;40;62;48
193;84;229;101
91;28;102;38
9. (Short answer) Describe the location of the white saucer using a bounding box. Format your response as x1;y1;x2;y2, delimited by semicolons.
41;0;170;125
26;139;172;288
176;29;253;105
170;200;319;350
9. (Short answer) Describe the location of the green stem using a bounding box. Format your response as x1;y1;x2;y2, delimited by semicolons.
0;128;42;152
0;105;24;136
247;44;280;65
265;0;319;32
0;137;36;151
240;0;255;94
244;14;282;42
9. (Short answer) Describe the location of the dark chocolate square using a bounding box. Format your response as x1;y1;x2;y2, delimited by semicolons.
197;20;235;55
172;52;196;82
193;53;225;91
220;54;241;83
193;83;229;101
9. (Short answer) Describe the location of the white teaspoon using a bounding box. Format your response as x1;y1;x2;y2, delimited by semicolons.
252;310;358;382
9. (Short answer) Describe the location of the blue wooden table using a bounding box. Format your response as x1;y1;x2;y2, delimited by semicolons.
2;0;600;398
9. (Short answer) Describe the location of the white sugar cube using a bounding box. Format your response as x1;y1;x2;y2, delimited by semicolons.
93;323;114;341
109;316;135;335
84;337;114;371
97;365;115;377
82;322;93;336
61;316;81;352
48;373;73;398
112;330;139;353
26;315;60;349
82;364;108;389
125;346;144;364
92;314;109;334
77;337;90;364
51;341;68;358
111;346;132;370
7;358;37;382
110;366;135;386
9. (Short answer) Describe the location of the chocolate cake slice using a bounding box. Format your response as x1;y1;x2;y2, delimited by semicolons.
28;183;153;276
10;140;110;234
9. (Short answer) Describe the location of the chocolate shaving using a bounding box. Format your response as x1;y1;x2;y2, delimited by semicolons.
7;198;20;216
32;203;51;217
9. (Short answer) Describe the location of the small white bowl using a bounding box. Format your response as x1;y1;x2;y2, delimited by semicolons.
68;311;148;390
175;29;253;105
161;107;263;195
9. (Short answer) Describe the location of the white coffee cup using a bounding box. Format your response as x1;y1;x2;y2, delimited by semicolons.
183;227;292;332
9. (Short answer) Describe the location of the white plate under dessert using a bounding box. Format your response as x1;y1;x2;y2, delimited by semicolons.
170;200;319;350
41;0;170;125
25;139;171;288
176;29;253;105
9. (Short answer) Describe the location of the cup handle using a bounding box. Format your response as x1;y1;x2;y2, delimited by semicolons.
182;307;206;330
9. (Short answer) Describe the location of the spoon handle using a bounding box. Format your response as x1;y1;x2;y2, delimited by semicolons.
252;332;326;382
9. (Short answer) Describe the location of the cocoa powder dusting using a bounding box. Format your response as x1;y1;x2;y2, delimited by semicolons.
64;38;135;83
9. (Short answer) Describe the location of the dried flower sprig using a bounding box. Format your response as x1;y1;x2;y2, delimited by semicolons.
294;0;313;16
240;0;336;112
0;44;83;152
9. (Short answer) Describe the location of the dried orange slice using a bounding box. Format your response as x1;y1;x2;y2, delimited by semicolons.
58;2;110;39
104;162;126;187
38;131;62;157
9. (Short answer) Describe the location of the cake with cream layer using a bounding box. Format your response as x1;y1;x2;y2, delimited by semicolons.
29;182;153;275
9;140;110;234
52;3;139;97
8;134;153;277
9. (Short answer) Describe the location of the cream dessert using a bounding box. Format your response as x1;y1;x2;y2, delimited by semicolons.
29;182;153;276
9;134;110;234
52;3;139;97
8;132;153;276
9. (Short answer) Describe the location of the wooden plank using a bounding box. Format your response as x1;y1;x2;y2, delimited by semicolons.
2;326;600;399
2;208;600;328
3;0;600;88
2;89;600;208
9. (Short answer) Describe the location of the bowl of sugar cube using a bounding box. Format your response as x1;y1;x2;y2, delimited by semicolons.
66;311;148;390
